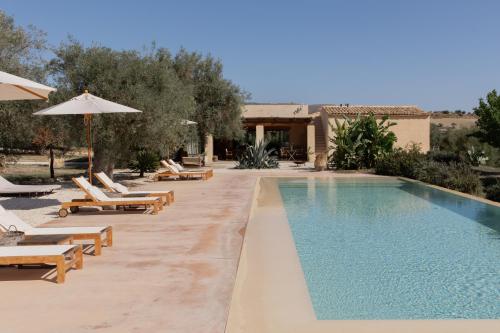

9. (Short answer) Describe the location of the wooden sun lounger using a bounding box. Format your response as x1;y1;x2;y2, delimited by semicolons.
0;175;61;196
154;161;213;181
0;210;112;256
0;245;83;284
94;172;174;205
154;169;213;181
59;177;163;217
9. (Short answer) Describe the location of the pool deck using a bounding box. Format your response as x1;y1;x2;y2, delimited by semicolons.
0;166;331;333
1;167;498;332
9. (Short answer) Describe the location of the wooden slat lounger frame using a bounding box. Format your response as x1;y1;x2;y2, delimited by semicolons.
94;173;174;205
69;227;112;256
59;178;162;217
0;245;83;284
0;210;113;256
154;168;213;181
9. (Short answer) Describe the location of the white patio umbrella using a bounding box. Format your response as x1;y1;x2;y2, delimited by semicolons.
0;70;56;101
34;91;142;182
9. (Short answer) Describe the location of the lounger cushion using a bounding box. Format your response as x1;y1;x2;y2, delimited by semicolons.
26;227;107;235
125;190;172;195
74;177;161;203
0;212;108;235
168;159;185;171
112;183;130;194
167;164;180;173
0;175;61;194
0;245;76;257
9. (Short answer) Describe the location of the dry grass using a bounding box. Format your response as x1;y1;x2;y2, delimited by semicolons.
2;164;85;184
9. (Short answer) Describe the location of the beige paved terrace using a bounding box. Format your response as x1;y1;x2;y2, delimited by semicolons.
0;166;328;333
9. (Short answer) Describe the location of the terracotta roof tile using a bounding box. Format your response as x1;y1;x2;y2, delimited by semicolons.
322;105;427;117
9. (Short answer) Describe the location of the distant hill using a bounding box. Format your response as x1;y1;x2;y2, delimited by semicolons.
429;110;477;118
430;111;477;129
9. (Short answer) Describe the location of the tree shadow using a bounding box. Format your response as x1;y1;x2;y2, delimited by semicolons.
0;198;60;210
0;265;61;284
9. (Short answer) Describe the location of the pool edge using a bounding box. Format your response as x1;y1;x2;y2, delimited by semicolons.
225;175;500;333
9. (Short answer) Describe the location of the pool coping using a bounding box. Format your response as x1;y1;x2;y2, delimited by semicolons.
225;175;500;333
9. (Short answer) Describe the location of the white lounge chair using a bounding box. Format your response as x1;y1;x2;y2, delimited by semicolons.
154;160;213;181
167;159;185;171
0;206;112;256
58;177;163;217
0;244;82;283
94;172;174;205
0;175;60;196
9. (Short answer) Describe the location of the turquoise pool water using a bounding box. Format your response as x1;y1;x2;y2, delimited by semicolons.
278;178;500;320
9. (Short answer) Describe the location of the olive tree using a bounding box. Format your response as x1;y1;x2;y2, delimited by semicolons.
173;48;247;147
474;89;500;148
0;10;50;152
49;41;196;176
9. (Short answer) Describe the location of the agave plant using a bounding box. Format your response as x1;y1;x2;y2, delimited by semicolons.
128;149;160;177
235;141;279;169
466;145;488;166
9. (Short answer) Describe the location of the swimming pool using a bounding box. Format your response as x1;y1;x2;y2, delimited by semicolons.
278;178;500;320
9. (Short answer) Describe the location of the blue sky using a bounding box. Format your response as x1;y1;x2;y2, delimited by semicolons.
2;0;499;111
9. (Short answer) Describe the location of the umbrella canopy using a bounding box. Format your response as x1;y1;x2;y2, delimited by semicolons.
33;92;142;115
0;70;56;101
34;92;142;182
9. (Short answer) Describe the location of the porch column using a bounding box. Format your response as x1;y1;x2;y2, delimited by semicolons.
204;134;213;165
256;124;264;145
307;123;316;162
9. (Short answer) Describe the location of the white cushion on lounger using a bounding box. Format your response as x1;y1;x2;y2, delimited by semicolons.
168;159;184;171
0;245;75;257
125;190;171;195
167;164;180;173
95;172;114;187
0;212;107;235
74;177;160;202
112;183;130;194
91;186;160;202
0;204;6;214
95;172;171;195
0;175;61;194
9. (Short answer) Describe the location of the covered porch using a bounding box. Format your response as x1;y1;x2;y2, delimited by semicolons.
243;118;315;161
208;104;317;164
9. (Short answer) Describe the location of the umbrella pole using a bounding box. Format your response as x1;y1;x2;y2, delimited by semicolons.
84;114;93;184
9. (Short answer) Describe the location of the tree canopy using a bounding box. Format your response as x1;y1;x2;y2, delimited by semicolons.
0;11;247;176
48;40;196;173
173;48;247;141
474;89;500;148
0;10;51;152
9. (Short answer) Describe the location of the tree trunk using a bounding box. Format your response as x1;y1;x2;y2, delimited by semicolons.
49;147;55;179
93;147;115;180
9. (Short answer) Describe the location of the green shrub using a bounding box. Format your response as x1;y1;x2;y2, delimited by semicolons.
375;146;482;195
235;141;279;169
128;149;160;177
430;124;500;166
415;161;482;195
375;145;425;178
329;113;397;170
427;150;462;164
483;178;500;201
